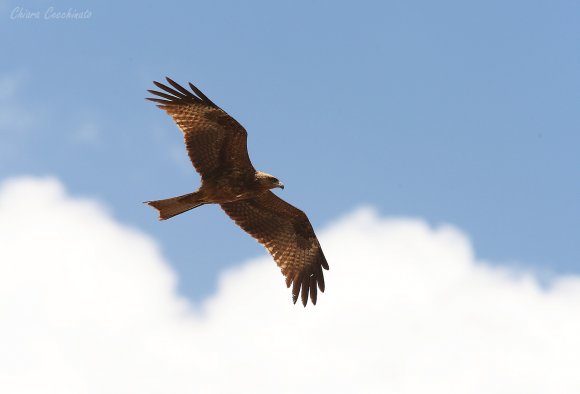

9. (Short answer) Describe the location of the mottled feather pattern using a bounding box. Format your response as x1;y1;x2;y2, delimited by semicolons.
147;78;253;179
221;192;328;305
146;78;329;306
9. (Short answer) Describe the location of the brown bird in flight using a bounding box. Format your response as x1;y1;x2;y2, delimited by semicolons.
145;78;329;306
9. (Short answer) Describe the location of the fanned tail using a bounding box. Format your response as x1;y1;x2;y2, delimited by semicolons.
145;191;204;220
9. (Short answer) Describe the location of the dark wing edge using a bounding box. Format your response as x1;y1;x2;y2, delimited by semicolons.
146;77;218;109
221;192;329;307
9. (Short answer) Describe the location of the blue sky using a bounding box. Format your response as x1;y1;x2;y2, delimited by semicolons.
1;0;578;301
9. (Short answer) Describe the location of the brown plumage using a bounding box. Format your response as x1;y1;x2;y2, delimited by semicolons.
145;77;329;306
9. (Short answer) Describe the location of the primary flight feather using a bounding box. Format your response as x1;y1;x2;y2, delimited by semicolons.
145;78;329;306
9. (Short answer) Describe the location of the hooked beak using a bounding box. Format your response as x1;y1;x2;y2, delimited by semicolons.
277;181;285;190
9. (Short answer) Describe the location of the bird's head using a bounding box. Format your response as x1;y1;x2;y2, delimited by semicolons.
256;171;284;190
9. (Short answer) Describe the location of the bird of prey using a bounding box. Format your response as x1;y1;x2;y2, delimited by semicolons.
145;78;329;306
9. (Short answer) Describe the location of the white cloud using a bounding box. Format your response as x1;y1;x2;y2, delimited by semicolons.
0;176;579;394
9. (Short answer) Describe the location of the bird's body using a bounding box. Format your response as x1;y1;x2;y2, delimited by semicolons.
204;170;282;203
148;170;282;218
145;78;328;306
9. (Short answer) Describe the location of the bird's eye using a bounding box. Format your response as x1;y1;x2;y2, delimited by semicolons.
272;178;279;183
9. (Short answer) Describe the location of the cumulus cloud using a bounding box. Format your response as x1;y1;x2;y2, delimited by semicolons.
0;176;579;394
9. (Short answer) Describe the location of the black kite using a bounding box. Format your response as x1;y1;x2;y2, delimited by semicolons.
145;78;329;306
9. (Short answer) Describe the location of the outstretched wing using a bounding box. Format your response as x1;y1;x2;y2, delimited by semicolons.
146;78;254;179
221;192;329;306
